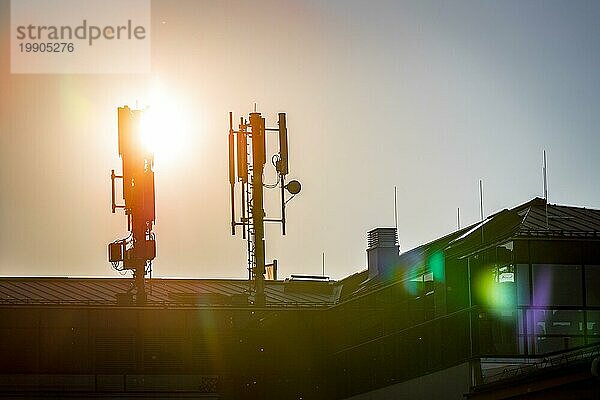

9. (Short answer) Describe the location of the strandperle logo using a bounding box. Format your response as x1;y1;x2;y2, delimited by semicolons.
11;0;151;74
15;19;147;46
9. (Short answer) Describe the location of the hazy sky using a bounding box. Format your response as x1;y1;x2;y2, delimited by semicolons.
1;0;600;280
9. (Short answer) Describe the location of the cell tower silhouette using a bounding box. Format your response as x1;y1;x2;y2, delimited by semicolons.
228;110;301;306
108;106;157;305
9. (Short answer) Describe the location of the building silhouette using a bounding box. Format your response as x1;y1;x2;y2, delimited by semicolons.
0;198;599;398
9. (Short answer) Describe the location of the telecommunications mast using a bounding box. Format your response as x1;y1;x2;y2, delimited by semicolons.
228;111;301;306
108;106;157;305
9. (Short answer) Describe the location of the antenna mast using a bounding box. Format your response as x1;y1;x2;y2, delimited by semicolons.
479;179;484;221
479;179;484;243
543;149;548;228
228;110;302;306
108;106;157;305
394;186;398;234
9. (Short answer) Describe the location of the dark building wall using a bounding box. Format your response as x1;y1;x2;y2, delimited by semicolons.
326;273;471;398
344;362;472;400
329;237;600;398
0;238;598;399
0;306;330;399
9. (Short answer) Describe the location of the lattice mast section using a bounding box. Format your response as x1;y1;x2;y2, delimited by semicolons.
228;110;301;306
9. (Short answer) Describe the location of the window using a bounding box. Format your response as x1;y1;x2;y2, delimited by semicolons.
587;311;600;336
532;264;583;306
516;264;530;305
532;310;583;336
530;309;584;355
585;265;600;306
446;258;469;312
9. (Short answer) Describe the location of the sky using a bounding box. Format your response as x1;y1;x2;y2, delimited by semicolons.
1;0;600;280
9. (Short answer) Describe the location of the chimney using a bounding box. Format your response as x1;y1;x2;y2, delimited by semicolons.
367;228;400;278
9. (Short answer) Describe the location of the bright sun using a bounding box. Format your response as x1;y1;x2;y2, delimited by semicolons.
137;85;190;165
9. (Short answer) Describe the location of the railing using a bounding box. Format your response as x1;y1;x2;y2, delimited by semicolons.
0;298;334;308
517;229;600;238
481;342;600;385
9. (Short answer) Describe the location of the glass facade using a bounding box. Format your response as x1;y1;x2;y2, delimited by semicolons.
586;265;600;306
334;238;600;399
532;264;582;306
472;241;600;357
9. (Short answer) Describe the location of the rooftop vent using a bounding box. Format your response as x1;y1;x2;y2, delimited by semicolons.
367;228;400;278
367;228;398;249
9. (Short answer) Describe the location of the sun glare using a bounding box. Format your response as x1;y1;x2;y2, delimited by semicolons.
137;85;191;166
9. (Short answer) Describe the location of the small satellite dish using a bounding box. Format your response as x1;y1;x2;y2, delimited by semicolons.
285;180;301;195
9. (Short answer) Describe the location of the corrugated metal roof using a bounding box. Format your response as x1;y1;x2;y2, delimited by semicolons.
519;201;600;235
347;198;600;299
2;198;598;308
445;198;600;256
0;277;341;307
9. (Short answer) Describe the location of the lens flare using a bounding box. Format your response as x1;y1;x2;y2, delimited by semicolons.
429;251;445;282
137;83;191;166
474;266;516;315
139;105;187;160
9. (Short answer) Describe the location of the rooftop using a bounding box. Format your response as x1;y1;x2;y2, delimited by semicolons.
0;277;342;308
1;198;598;308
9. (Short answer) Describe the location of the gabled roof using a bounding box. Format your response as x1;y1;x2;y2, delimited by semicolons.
0;277;342;308
347;197;600;298
446;197;600;257
518;199;600;235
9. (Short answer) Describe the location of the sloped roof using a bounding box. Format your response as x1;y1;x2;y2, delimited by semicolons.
2;199;598;308
446;197;600;257
518;199;600;235
0;277;342;308
347;198;600;298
